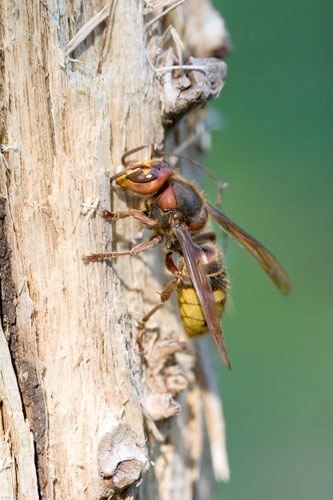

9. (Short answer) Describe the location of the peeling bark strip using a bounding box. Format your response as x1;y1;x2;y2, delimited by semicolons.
0;324;39;498
0;196;16;340
0;0;230;497
0;187;48;490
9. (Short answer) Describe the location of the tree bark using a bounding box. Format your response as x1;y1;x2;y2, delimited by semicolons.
0;1;229;498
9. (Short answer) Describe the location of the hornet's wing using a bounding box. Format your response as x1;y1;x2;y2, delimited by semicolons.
208;204;291;296
172;223;231;369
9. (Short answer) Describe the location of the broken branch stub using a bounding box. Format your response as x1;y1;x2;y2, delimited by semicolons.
160;57;227;123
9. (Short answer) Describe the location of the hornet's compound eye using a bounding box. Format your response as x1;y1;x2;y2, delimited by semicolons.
126;168;159;184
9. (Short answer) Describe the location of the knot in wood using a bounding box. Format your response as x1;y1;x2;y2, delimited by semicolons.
98;418;149;492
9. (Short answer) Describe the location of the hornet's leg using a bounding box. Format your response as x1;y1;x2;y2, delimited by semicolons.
100;208;158;229
136;277;180;351
83;235;163;262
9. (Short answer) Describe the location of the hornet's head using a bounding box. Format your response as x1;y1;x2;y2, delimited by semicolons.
112;158;173;195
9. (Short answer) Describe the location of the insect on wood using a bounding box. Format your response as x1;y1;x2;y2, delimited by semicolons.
83;144;291;368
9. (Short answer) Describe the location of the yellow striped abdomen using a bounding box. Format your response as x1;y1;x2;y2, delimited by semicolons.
178;286;226;337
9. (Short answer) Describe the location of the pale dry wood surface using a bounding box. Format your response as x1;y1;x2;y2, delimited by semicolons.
0;0;230;498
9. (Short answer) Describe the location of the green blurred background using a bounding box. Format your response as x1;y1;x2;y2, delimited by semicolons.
207;1;333;499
